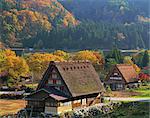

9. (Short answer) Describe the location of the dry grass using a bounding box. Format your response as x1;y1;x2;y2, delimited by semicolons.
105;91;140;97
0;99;26;116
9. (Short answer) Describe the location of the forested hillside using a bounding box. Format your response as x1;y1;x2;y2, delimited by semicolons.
0;0;78;47
60;0;149;23
0;0;149;49
24;21;149;49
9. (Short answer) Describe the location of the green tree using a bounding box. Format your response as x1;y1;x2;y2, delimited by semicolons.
109;47;123;63
105;58;117;70
141;50;149;67
33;40;44;49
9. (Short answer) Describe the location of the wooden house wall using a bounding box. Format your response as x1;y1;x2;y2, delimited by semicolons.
44;93;101;115
0;79;2;87
26;90;48;112
58;101;72;114
27;100;45;107
106;68;126;90
45;106;57;114
43;97;58;114
44;67;71;96
45;97;72;114
26;100;45;113
45;97;58;107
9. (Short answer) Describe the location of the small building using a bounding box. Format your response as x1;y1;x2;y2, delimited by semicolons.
25;61;105;115
105;64;138;91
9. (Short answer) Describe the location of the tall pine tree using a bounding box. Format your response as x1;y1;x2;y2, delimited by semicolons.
111;47;123;63
141;50;149;67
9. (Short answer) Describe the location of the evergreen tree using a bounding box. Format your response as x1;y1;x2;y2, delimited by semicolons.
141;50;149;67
105;58;117;70
33;40;44;49
21;21;149;49
110;47;123;63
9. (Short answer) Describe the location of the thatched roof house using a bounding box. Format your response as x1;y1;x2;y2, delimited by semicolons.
25;61;105;115
37;61;104;96
105;64;138;90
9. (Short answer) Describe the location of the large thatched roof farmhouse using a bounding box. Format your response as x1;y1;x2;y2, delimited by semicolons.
25;61;105;115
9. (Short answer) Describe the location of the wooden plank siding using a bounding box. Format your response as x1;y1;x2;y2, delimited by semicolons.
105;64;138;90
25;61;105;115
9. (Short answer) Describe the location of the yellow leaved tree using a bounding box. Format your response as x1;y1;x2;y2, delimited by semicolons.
0;49;29;86
123;56;141;74
73;50;104;73
26;53;64;82
73;50;103;64
53;50;70;60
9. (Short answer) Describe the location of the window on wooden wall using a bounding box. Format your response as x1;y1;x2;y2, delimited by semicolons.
74;99;81;104
114;73;118;76
52;73;57;79
116;84;123;89
53;80;56;84
81;98;86;105
48;79;62;85
60;102;71;106
110;77;122;80
60;86;64;91
29;101;41;106
48;79;53;84
45;102;57;107
56;80;61;85
52;69;56;73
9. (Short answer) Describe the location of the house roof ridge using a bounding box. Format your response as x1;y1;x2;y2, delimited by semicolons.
116;64;131;66
50;60;91;64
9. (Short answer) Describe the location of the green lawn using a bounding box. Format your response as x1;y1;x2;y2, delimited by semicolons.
105;84;150;98
129;84;150;98
133;89;150;98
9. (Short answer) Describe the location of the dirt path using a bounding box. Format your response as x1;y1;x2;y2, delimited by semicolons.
0;99;26;116
105;91;140;97
104;97;150;102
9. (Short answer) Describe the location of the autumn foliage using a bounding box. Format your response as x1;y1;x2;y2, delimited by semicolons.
0;49;29;86
53;50;70;60
73;50;104;65
0;49;148;86
0;0;78;47
139;73;150;82
26;53;64;73
123;56;141;74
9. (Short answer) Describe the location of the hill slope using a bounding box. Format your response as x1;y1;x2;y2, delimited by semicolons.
60;0;149;23
0;0;149;49
0;0;78;47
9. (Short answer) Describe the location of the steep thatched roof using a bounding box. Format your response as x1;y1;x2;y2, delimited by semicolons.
116;64;138;83
37;61;105;97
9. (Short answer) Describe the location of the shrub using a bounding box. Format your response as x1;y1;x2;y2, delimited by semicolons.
70;102;121;118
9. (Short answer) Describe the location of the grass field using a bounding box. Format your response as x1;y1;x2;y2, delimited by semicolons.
129;85;150;98
133;89;150;98
0;99;26;116
105;84;150;98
